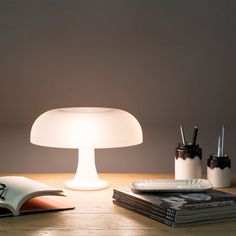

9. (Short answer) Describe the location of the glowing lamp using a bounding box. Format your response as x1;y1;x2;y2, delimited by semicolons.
30;107;143;190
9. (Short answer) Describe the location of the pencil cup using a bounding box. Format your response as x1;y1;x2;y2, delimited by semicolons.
207;154;231;188
175;143;202;180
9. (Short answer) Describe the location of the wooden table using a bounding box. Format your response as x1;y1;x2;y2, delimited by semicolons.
0;173;236;236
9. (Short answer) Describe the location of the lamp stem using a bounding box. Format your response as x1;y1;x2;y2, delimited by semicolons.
75;148;98;182
65;148;108;190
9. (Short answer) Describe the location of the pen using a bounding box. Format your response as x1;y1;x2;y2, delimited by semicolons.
180;125;186;145
221;125;225;156
192;124;198;145
217;135;221;157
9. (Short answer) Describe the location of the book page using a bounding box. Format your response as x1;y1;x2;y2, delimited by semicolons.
0;176;64;213
0;197;16;216
0;207;13;217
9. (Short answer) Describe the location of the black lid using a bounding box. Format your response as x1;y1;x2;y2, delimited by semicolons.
175;143;202;160
207;154;231;169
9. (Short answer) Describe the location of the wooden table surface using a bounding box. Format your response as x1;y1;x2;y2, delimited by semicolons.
0;173;236;236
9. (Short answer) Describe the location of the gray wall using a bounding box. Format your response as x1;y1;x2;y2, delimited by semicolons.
0;0;235;173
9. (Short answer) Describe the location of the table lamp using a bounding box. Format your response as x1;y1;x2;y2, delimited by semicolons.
30;107;143;190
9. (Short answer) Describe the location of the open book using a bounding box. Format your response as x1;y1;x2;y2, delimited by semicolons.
0;176;74;217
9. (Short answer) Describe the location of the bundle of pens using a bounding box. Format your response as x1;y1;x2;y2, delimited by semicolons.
207;126;231;188
180;124;198;146
175;124;202;180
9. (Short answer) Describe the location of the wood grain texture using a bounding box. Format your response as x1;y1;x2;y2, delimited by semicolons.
0;173;236;236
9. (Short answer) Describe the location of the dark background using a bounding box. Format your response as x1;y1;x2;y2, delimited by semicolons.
0;0;235;173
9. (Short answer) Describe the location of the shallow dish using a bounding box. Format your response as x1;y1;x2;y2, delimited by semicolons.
132;179;212;192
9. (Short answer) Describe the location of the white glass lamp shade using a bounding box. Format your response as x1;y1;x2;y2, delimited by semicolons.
30;107;143;190
31;107;142;148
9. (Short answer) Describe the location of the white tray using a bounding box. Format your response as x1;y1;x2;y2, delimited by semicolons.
132;179;212;192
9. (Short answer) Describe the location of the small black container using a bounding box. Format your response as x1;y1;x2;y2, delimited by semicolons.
207;154;231;188
175;143;202;179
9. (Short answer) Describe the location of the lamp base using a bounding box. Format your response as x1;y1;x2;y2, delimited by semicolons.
65;179;108;190
64;148;109;190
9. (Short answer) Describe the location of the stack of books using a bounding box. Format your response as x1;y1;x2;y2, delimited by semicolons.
113;188;236;227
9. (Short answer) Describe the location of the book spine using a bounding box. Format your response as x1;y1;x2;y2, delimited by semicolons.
113;192;176;221
114;196;176;221
151;204;176;221
113;200;174;227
